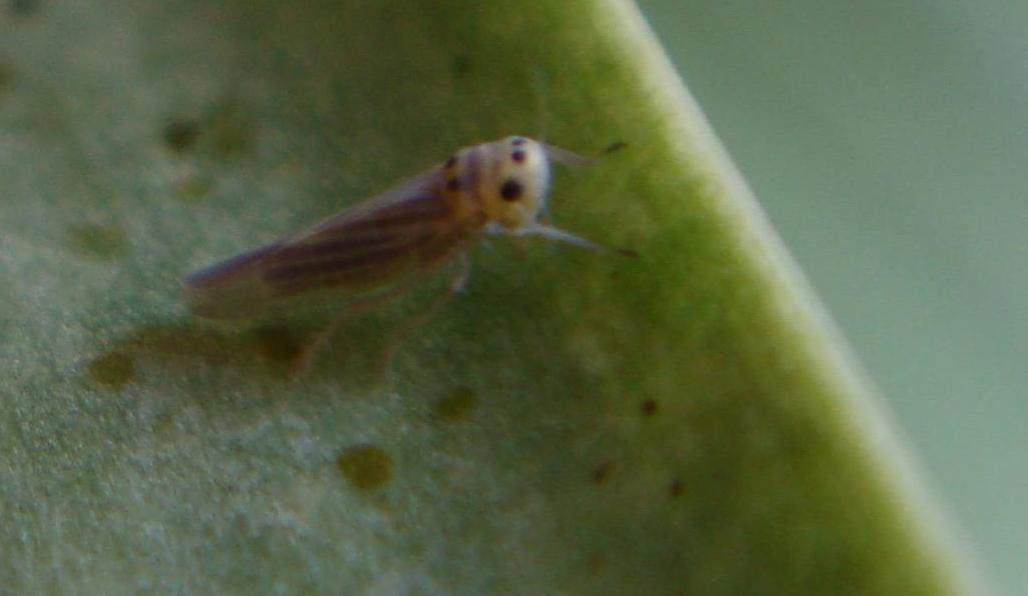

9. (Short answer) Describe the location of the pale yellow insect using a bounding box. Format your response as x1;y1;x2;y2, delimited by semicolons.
182;136;628;373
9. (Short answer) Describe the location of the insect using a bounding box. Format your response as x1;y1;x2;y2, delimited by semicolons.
182;135;630;374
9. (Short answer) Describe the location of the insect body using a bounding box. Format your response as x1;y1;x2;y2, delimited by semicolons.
183;136;622;372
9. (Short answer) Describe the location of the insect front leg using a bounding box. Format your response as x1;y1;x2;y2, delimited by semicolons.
519;223;637;258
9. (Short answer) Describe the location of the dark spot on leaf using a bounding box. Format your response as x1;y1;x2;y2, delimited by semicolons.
337;445;393;491
66;224;127;259
500;178;522;201
452;53;472;77
641;399;658;416
602;141;628;155
669;477;683;498
252;325;304;365
163;118;201;153
204;99;256;159
9;0;38;17
154;412;178;440
87;352;135;390
587;552;608;574
434;386;478;422
0;62;13;96
175;176;213;202
592;461;613;484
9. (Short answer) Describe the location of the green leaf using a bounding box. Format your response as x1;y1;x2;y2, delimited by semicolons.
0;1;982;593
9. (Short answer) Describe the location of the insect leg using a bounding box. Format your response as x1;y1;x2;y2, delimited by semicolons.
520;223;638;258
377;252;471;375
288;275;426;377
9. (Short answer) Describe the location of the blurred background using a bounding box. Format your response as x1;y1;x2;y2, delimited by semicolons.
635;1;1027;593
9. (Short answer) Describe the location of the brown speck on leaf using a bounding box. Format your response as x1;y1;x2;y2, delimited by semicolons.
669;477;683;498
587;552;607;574
205;99;256;158
0;62;13;94
163;118;201;153
9;0;39;17
452;53;472;76
86;352;135;391
434;386;479;422
641;399;658;416
603;141;628;155
592;461;613;484
66;224;127;259
175;176;214;202
337;445;393;491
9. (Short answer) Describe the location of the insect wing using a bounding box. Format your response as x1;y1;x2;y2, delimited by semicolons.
182;240;287;319
182;168;461;319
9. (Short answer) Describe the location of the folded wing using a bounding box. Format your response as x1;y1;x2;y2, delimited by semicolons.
182;169;468;319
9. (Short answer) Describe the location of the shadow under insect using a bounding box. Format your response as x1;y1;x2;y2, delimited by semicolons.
107;310;399;389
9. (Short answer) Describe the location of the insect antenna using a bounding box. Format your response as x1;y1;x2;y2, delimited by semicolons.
531;68;551;147
532;69;627;165
543;139;628;167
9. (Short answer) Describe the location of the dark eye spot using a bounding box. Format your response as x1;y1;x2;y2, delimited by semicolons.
444;155;458;169
511;137;526;146
500;179;522;201
447;178;461;192
511;149;526;163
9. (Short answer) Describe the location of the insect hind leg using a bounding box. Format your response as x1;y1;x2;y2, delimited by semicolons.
288;276;425;377
376;252;471;379
288;253;471;378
